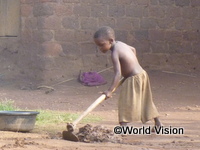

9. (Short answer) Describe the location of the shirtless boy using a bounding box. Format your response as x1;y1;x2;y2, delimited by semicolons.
93;26;161;128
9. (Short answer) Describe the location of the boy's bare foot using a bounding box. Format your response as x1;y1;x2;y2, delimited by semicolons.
119;122;128;137
151;125;163;132
151;117;162;132
119;122;128;126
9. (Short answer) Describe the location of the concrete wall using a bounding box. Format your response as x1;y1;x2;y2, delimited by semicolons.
1;0;200;84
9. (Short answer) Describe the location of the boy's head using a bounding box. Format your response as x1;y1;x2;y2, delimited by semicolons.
94;26;115;40
93;26;115;53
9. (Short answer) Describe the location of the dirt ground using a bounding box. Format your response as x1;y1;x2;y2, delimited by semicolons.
0;69;200;150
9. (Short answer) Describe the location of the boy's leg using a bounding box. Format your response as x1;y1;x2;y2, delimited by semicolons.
154;117;161;126
152;117;162;132
119;122;128;126
119;122;128;137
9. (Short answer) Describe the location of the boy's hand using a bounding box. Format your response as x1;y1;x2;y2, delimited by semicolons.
103;90;112;99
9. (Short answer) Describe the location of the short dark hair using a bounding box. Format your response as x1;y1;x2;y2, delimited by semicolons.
93;26;115;40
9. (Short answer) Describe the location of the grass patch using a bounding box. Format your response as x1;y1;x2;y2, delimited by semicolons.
36;110;102;125
35;110;102;133
35;110;102;129
0;98;18;111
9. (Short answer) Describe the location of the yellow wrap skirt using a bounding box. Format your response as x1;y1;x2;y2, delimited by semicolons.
118;70;159;124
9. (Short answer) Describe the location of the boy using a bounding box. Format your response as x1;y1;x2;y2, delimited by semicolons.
93;26;161;128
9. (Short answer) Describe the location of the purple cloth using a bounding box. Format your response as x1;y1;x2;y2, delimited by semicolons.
80;72;107;86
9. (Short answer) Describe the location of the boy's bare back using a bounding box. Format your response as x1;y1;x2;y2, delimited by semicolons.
111;41;143;79
93;26;144;97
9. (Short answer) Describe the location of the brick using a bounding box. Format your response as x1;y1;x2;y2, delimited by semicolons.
33;30;54;43
165;6;181;18
168;41;192;53
115;30;129;42
175;18;192;30
20;0;36;4
80;18;98;30
141;18;157;29
150;41;168;53
55;30;75;42
38;0;57;2
80;42;96;55
59;57;82;76
116;18;133;30
165;31;183;42
141;53;169;69
148;6;165;18
54;4;73;16
33;3;53;17
63;0;80;3
33;31;42;43
0;40;7;52
97;0;117;5
21;29;33;43
132;19;140;30
157;18;174;29
74;30;93;42
167;54;198;70
159;0;175;5
149;30;165;41
42;41;64;57
40;16;62;29
62;17;80;29
136;0;149;5
191;0;200;7
182;7;199;19
23;18;37;30
192;42;200;54
126;5;148;18
134;40;150;53
61;42;81;55
74;5;91;17
126;34;137;46
150;0;159;5
91;54;110;67
37;17;45;29
98;17;116;28
116;0;134;5
183;31;199;41
191;20;200;30
82;54;109;69
91;5;108;17
134;30;149;40
80;0;98;4
42;30;54;42
21;4;33;17
175;0;190;7
109;5;125;17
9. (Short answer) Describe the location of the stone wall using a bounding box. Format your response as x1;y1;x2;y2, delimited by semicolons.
2;0;200;83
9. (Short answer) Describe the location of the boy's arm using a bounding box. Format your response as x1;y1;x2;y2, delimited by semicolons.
104;51;121;98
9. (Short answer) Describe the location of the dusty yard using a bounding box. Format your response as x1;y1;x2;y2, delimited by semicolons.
0;69;200;150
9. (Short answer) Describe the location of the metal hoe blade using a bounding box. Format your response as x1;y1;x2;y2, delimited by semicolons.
62;130;79;142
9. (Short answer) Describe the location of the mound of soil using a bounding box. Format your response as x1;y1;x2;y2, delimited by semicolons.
76;124;122;143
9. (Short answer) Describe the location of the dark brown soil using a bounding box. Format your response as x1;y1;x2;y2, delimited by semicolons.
76;124;122;143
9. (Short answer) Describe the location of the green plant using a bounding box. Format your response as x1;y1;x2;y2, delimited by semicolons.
35;110;102;125
0;98;17;111
34;110;102;133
